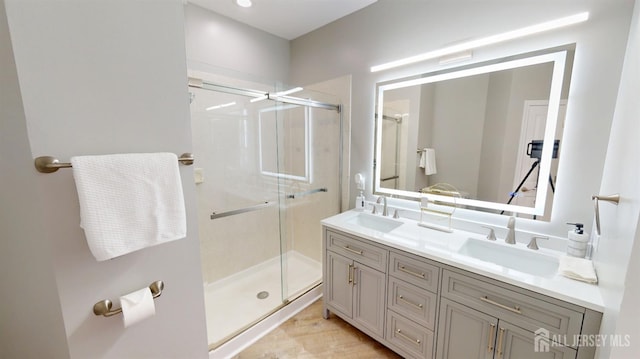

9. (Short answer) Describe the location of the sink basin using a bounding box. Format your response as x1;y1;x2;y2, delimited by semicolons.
458;238;559;278
346;213;403;233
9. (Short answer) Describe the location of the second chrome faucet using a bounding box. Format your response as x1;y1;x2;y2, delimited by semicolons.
505;217;516;244
483;217;516;244
376;195;389;216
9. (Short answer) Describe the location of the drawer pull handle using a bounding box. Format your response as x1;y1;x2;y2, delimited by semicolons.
497;327;505;358
487;323;496;352
396;329;421;345
399;265;426;279
480;296;521;314
398;295;423;309
343;245;363;255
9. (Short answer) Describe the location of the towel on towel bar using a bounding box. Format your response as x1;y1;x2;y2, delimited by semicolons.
419;148;437;175
71;153;187;261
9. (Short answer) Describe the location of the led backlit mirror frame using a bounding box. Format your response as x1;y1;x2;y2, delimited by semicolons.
259;104;311;182
374;50;568;216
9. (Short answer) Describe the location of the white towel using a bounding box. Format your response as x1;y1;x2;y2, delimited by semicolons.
422;148;437;175
558;256;598;284
71;153;187;261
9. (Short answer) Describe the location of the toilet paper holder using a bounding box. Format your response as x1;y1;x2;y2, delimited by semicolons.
93;280;164;317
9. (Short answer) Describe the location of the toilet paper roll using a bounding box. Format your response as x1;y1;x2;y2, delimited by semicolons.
120;287;156;328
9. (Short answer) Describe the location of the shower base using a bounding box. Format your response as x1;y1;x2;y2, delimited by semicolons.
203;250;322;347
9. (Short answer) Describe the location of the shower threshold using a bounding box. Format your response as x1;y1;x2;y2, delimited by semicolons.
203;251;322;351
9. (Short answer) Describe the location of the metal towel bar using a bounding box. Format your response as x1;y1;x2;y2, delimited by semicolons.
93;280;164;317
34;153;194;173
592;194;620;235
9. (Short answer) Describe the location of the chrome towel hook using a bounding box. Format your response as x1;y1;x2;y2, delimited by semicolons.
592;194;620;236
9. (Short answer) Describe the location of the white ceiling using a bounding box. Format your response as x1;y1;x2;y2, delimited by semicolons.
188;0;378;40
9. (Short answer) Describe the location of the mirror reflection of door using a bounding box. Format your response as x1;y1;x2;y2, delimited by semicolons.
512;100;566;220
380;106;404;190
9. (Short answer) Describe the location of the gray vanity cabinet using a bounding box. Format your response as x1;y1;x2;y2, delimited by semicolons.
437;297;497;359
324;230;387;339
438;269;583;359
437;298;576;359
322;226;601;359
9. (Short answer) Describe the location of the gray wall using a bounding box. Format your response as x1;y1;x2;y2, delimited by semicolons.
595;1;640;357
3;0;208;357
290;0;633;237
185;4;290;86
0;1;69;357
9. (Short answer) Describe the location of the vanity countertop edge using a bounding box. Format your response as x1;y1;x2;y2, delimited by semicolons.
321;210;604;312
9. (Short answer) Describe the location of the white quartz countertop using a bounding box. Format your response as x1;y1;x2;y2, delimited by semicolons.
321;210;604;312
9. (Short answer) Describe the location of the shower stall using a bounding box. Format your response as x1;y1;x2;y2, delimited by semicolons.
188;77;342;348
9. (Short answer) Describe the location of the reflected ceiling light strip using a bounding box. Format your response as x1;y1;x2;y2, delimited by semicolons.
249;95;268;103
370;12;589;73
250;87;304;103
205;101;236;111
274;87;304;97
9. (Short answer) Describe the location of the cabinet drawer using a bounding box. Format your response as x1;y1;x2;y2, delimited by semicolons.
389;251;440;293
386;310;434;359
388;276;438;330
442;270;583;345
326;229;387;272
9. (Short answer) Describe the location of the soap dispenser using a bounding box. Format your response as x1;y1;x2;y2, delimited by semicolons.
567;223;589;258
355;191;365;211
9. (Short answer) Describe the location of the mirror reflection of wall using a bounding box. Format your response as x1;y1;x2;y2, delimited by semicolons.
376;49;574;219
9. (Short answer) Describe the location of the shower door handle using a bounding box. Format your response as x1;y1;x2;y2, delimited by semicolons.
286;187;328;199
210;201;274;220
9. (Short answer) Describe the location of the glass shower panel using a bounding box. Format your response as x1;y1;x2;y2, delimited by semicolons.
190;86;287;347
274;89;342;302
189;79;342;350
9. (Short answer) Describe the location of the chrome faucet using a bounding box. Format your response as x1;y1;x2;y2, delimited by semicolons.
482;226;496;241
376;196;388;216
505;217;516;244
527;236;548;250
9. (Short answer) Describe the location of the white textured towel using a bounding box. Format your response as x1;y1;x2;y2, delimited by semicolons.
71;153;186;261
558;256;598;284
420;148;437;175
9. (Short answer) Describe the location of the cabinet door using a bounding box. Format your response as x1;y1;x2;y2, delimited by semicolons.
498;321;577;359
353;263;386;337
437;298;497;359
326;251;353;317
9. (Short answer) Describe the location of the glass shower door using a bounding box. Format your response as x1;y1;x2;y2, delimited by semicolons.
189;79;342;349
272;96;342;303
190;85;288;347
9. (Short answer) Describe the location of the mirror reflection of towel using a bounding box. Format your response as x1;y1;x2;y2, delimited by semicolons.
419;148;437;175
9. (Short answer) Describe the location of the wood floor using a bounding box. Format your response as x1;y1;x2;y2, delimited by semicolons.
235;299;403;358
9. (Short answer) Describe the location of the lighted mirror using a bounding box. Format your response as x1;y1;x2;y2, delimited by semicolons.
259;104;311;181
374;49;573;219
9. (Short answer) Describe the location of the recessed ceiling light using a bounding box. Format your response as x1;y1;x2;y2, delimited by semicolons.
236;0;252;8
